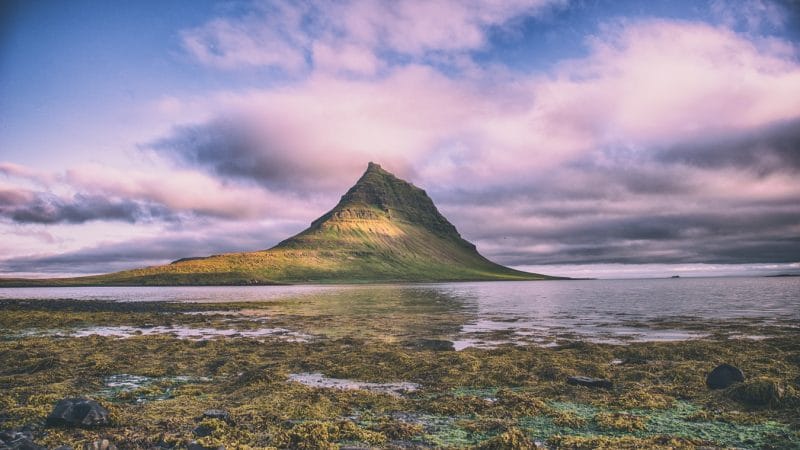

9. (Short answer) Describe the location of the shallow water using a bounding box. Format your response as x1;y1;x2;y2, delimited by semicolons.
1;277;797;346
288;372;419;396
14;325;312;342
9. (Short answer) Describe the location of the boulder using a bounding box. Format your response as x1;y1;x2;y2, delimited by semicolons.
0;430;45;450
567;376;613;389
408;339;455;351
726;378;785;407
45;398;110;428
200;409;233;425
706;364;745;389
192;423;214;438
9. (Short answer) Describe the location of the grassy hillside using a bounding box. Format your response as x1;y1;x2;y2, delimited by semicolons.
0;163;558;286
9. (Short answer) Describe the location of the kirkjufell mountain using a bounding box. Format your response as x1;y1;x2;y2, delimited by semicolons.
1;163;556;285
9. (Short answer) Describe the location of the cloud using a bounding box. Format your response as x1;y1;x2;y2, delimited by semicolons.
534;19;800;148
0;189;173;224
436;161;800;266
1;160;324;223
5;7;800;275
143;17;800;270
312;42;384;76
710;0;789;33
0;222;303;275
180;0;565;72
180;1;311;71
148;65;506;192
61;163;311;220
157;19;800;186
657;117;800;174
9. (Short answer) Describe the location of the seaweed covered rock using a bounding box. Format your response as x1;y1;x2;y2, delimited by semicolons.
193;418;226;438
0;429;45;450
567;376;613;389
726;378;785;407
45;398;110;428
199;409;233;425
474;427;539;449
408;339;455;351
706;364;744;389
186;443;224;450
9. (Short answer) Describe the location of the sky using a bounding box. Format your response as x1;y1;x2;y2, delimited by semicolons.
1;0;799;279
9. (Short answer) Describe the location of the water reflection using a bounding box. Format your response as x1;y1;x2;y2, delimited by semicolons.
264;285;478;344
1;277;797;348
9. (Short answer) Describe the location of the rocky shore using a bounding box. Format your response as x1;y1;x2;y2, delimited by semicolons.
1;299;798;449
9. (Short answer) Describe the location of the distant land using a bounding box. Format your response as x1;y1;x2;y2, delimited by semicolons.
0;163;559;286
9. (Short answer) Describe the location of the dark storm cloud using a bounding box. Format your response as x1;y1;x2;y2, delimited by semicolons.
461;182;800;267
148;118;358;193
658;118;800;174
429;119;800;268
0;189;174;224
451;203;800;266
488;235;800;266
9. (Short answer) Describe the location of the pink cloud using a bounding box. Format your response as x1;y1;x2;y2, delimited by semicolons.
312;42;384;76
180;0;565;71
172;19;800;190
180;2;311;71
62;164;321;220
332;0;563;55
536;20;800;147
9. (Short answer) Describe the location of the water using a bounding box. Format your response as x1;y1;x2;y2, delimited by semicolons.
0;284;340;302
2;277;797;346
288;372;419;396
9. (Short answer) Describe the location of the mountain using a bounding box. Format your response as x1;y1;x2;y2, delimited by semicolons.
0;163;558;285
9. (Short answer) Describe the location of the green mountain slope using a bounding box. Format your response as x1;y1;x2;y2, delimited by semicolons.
0;163;558;285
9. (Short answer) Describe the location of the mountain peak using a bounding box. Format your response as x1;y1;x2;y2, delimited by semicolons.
306;162;463;241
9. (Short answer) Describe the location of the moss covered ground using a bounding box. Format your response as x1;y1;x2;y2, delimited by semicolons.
1;296;798;449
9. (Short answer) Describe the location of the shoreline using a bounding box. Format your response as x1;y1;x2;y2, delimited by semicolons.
1;297;798;449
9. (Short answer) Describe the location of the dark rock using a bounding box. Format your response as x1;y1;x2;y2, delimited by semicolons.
408;339;454;351
567;376;613;389
45;398;110;428
726;378;785;406
0;429;45;450
0;430;33;444
621;356;648;365
192;423;214;438
0;439;45;450
187;443;224;450
200;409;233;425
706;364;745;389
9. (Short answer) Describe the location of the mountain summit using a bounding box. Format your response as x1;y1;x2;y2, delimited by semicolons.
2;163;556;285
275;162;477;252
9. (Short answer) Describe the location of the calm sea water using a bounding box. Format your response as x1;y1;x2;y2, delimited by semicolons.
2;277;798;346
